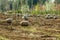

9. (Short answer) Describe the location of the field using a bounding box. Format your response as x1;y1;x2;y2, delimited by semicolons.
0;13;60;40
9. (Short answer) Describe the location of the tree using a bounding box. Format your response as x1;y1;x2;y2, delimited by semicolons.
55;0;60;4
39;0;46;5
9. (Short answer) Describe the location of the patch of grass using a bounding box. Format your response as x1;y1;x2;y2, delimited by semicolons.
21;26;37;32
31;9;60;15
15;10;22;13
0;36;9;40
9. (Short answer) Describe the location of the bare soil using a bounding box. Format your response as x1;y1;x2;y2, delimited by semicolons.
0;14;60;40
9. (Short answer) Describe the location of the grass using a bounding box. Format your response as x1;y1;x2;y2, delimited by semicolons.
20;26;37;32
0;36;9;40
31;10;60;15
20;26;60;40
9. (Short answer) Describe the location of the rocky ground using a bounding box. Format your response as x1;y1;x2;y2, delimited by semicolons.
0;13;60;40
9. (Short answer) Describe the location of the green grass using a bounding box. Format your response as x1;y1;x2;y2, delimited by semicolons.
31;10;60;15
0;36;9;40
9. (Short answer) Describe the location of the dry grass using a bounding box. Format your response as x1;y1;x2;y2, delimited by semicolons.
0;14;60;40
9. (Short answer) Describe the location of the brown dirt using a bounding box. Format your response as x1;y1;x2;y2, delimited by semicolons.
0;14;60;40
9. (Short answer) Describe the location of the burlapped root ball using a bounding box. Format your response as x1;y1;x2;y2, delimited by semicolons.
20;20;29;26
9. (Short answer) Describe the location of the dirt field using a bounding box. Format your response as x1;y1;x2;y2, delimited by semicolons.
0;14;60;40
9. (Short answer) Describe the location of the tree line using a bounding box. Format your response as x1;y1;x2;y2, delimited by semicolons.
0;0;60;12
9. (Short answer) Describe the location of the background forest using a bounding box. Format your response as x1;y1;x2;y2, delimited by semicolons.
0;0;60;14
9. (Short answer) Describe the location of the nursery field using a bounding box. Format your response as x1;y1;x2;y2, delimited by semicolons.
0;0;60;40
0;13;60;40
